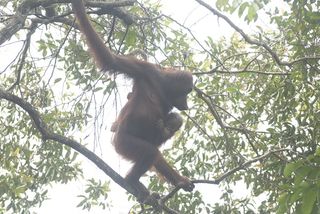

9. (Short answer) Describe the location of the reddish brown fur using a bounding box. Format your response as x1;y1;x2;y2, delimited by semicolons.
72;0;194;201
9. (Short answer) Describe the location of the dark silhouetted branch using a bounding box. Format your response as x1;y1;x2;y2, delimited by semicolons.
0;88;135;197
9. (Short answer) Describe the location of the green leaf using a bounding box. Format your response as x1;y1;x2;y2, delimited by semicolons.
247;5;258;22
305;11;320;24
238;2;249;17
301;187;317;214
216;0;228;10
277;193;289;214
14;185;27;196
295;167;312;186
54;78;62;84
284;162;300;177
126;30;137;47
93;87;103;92
289;189;302;203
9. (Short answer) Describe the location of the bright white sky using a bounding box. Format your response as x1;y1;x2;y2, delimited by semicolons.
0;0;281;213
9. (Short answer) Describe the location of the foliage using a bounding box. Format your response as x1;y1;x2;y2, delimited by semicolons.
279;149;320;214
77;179;110;211
0;0;319;213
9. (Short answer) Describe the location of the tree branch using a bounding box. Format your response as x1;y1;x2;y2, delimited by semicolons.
0;88;136;197
0;10;26;45
194;148;288;184
0;88;185;213
195;0;320;67
193;69;289;76
8;23;38;90
0;0;135;45
161;149;288;203
21;0;135;10
167;147;288;203
194;86;261;157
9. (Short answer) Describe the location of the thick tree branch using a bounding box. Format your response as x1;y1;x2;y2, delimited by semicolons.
0;88;184;213
0;11;26;45
0;88;136;197
31;16;79;28
19;0;135;12
195;0;320;67
0;0;135;45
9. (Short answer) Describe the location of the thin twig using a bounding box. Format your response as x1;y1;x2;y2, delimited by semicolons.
194;86;260;156
162;148;287;203
195;148;288;184
8;23;37;90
